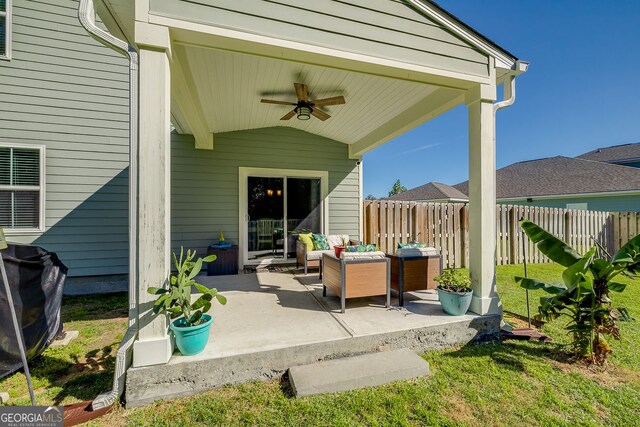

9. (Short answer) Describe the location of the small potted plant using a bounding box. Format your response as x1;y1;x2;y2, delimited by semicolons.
434;269;472;316
334;236;348;258
147;247;227;356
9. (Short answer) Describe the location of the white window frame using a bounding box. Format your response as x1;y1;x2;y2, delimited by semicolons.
0;0;11;60
0;142;46;233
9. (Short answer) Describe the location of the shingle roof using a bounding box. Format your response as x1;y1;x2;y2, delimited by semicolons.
576;142;640;163
454;156;640;199
388;182;468;201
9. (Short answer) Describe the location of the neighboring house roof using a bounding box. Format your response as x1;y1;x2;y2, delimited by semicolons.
576;142;640;164
454;156;640;199
388;182;468;201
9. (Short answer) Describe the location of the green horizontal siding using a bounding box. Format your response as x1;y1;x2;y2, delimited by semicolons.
499;194;640;212
150;0;489;77
1;0;130;277
171;127;360;258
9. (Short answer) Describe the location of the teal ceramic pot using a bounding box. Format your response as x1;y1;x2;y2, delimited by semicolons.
437;288;473;316
170;314;212;355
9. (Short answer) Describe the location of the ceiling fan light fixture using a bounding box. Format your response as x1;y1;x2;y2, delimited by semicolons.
296;105;312;121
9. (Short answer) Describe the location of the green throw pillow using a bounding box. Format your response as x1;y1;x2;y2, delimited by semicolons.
311;233;330;250
298;233;314;252
345;244;377;252
397;242;427;249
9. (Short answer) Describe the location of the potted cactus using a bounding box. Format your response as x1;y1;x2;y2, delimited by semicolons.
147;247;227;356
434;269;472;315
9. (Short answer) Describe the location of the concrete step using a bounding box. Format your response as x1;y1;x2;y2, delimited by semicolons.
288;348;430;397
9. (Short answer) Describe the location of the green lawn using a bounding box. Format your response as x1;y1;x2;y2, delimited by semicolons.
0;294;128;407
2;264;639;426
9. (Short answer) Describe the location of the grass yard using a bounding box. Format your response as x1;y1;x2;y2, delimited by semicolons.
2;264;639;426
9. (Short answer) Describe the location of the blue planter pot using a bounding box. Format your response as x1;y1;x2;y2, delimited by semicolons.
170;314;212;356
437;288;473;316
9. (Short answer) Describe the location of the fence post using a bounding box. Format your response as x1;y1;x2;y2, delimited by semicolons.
508;207;517;263
463;203;469;268
564;211;571;247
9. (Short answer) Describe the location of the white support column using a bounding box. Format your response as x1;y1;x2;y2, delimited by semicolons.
466;83;501;316
132;45;173;367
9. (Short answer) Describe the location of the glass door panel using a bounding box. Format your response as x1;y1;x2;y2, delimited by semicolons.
247;177;284;261
286;177;322;258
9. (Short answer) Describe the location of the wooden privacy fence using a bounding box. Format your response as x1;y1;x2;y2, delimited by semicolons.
362;200;639;269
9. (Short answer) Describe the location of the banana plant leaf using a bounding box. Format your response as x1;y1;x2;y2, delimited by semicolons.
611;233;640;269
521;220;581;267
562;247;595;290
515;276;567;294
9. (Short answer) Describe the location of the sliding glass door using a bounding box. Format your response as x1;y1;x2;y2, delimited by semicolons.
286;178;321;258
244;172;324;264
247;177;285;261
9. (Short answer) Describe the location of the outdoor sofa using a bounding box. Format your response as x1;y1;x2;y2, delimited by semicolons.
296;234;359;274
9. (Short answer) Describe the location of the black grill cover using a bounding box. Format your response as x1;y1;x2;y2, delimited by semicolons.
0;244;67;378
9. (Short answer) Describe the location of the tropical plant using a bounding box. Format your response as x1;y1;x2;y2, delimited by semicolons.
434;269;472;293
148;247;227;327
388;179;408;197
515;220;639;364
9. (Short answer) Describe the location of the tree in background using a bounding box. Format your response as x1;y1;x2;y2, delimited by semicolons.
365;194;377;200
388;179;408;197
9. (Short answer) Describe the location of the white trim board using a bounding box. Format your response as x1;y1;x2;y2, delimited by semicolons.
150;16;489;90
0;0;12;61
238;167;329;268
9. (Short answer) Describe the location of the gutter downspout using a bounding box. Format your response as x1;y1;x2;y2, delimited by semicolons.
493;60;525;333
493;74;516;113
78;0;139;410
494;61;527;112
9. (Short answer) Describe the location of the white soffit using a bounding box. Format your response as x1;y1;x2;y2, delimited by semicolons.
178;45;439;144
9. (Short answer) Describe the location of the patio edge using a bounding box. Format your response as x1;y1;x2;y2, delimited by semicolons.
125;314;500;407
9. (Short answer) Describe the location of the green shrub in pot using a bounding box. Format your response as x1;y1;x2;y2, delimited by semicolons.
434;269;473;315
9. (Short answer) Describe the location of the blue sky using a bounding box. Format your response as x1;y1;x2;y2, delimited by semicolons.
363;1;640;198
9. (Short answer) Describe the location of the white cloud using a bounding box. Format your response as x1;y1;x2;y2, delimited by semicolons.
395;143;442;156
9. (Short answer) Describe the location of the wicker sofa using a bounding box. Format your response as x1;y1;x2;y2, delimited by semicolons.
296;234;358;274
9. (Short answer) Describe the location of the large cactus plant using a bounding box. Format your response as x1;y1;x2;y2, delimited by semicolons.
148;247;227;327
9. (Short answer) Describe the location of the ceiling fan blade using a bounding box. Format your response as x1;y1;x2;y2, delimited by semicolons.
294;83;308;102
261;99;296;105
280;109;296;120
311;108;331;121
312;96;345;107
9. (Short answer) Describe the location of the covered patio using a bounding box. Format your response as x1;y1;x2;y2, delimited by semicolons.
84;0;527;408
125;269;497;406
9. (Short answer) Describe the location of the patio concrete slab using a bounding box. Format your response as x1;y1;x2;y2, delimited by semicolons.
295;274;478;336
289;348;430;397
177;271;351;361
125;270;499;407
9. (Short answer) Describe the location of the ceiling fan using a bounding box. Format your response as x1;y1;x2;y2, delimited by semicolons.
260;83;345;121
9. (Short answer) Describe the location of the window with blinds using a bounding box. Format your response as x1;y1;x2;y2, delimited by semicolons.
0;145;44;231
0;0;10;59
